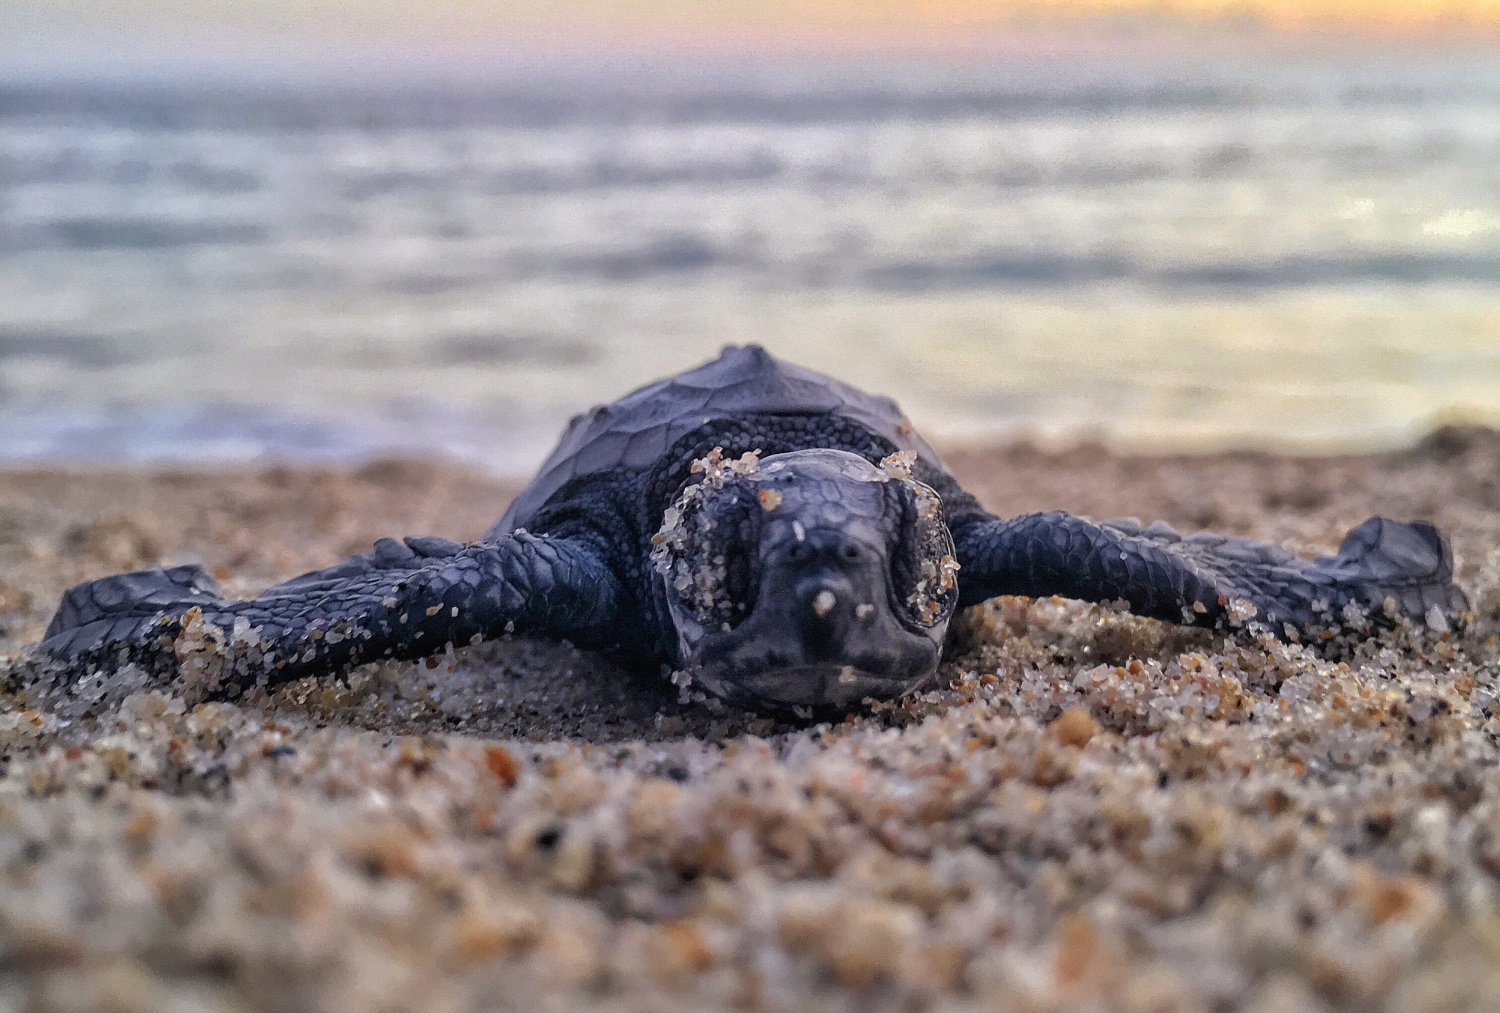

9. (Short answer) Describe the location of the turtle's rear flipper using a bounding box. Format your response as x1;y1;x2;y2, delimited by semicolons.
953;511;1467;638
43;564;227;659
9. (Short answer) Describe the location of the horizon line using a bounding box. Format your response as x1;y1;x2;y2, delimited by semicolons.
6;37;1499;88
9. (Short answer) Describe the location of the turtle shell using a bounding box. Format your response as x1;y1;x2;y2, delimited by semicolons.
494;344;948;534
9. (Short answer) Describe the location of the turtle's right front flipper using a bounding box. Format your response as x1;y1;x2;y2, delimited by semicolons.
952;511;1467;638
42;532;623;689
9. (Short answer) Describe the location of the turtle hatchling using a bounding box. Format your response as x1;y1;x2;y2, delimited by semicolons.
42;346;1468;710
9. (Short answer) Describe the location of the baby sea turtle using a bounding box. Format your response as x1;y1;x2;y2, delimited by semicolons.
42;346;1467;711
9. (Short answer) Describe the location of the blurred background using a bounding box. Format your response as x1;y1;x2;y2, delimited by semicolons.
2;1;1499;475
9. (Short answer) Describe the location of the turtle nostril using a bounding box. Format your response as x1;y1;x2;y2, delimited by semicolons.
842;544;861;561
787;543;810;562
811;589;837;617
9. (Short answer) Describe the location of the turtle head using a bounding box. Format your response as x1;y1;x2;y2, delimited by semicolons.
651;448;959;711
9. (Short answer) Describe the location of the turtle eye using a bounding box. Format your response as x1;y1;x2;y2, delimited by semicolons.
887;480;960;628
651;474;759;630
720;536;757;624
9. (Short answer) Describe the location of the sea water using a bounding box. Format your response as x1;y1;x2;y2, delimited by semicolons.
2;57;1498;474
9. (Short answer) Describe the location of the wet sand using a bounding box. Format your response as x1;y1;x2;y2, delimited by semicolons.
2;430;1499;1012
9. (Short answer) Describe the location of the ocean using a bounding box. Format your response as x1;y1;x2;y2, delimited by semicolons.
2;57;1499;475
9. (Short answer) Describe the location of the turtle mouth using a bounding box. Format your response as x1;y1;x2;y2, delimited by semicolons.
689;661;936;712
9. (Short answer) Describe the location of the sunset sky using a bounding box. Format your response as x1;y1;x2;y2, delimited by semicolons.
6;0;1500;78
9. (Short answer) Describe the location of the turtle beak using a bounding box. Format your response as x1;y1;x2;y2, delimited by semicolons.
680;526;944;711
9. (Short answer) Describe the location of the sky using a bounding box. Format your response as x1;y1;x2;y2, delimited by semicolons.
5;0;1500;79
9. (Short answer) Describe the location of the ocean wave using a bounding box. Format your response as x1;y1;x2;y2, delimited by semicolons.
554;236;736;282
0;329;143;367
0;403;564;476
429;334;596;366
6;70;1496;133
44;217;265;251
0;81;1261;132
862;252;1500;292
0;151;266;193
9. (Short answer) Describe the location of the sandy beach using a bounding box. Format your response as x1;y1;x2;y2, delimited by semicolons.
2;430;1499;1012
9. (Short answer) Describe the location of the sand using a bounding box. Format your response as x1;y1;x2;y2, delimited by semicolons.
2;430;1499;1013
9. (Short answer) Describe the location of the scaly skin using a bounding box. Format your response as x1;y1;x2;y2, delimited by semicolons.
45;533;622;689
951;511;1466;636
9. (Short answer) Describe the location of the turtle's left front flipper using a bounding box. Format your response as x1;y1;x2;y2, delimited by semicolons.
42;532;623;688
952;511;1467;638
